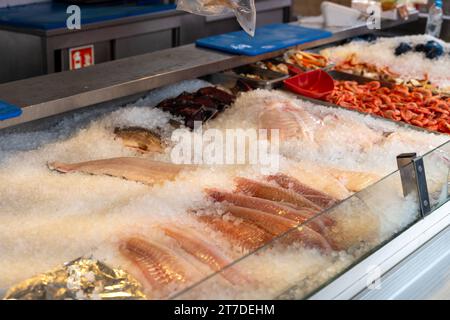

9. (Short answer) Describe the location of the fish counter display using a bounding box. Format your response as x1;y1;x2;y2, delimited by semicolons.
321;35;450;95
1;74;449;300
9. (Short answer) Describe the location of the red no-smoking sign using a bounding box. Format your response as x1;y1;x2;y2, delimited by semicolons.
69;45;95;70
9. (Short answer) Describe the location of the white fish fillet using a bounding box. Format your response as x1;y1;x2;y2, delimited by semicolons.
48;157;191;185
327;169;381;192
293;159;381;193
285;164;352;200
314;114;383;151
258;100;320;142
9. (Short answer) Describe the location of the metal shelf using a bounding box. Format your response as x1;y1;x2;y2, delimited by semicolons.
0;15;418;130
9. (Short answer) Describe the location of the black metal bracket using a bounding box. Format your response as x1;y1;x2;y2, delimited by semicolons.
397;153;431;218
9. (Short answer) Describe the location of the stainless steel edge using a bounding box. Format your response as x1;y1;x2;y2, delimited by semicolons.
309;202;450;300
355;225;450;300
0;14;418;130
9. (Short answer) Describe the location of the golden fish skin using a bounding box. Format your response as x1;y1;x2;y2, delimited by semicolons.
48;157;189;186
235;177;322;212
119;237;190;292
197;214;273;252
225;205;332;253
207;188;336;250
226;204;299;235
161;226;245;285
114;127;165;154
205;189;328;233
266;173;338;210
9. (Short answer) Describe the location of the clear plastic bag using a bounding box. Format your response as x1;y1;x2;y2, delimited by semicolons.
176;0;256;36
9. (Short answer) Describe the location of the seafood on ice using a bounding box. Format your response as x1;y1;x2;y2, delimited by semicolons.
156;86;235;129
249;92;383;152
284;50;330;71
224;205;332;253
288;160;382;194
321;35;450;90
119;237;198;297
1;79;448;300
114;127;166;154
118;172;345;295
257;98;319;141
196;213;273;252
48;157;193;186
326;80;450;134
206;189;324;227
266;173;338;208
161;226;245;285
234;177;322;212
201;174;339;251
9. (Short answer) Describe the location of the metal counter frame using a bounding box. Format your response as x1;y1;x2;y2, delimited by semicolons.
310;202;450;300
0;0;291;82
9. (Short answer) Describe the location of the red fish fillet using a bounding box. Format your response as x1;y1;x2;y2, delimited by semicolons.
226;205;332;253
266;173;338;209
161;226;245;285
197;215;273;252
119;237;191;292
235;177;322;211
48;157;189;185
206;189;327;234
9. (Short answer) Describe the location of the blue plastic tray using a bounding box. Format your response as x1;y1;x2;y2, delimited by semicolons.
0;2;175;31
0;101;22;121
196;24;333;56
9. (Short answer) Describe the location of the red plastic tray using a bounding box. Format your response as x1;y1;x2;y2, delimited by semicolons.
284;69;335;100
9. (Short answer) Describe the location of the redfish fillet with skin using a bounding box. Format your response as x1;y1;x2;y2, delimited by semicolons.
119;237;192;293
206;189;328;233
48;157;190;185
197;214;273;252
235;177;322;211
161;226;246;285
266;173;338;209
225;205;332;252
